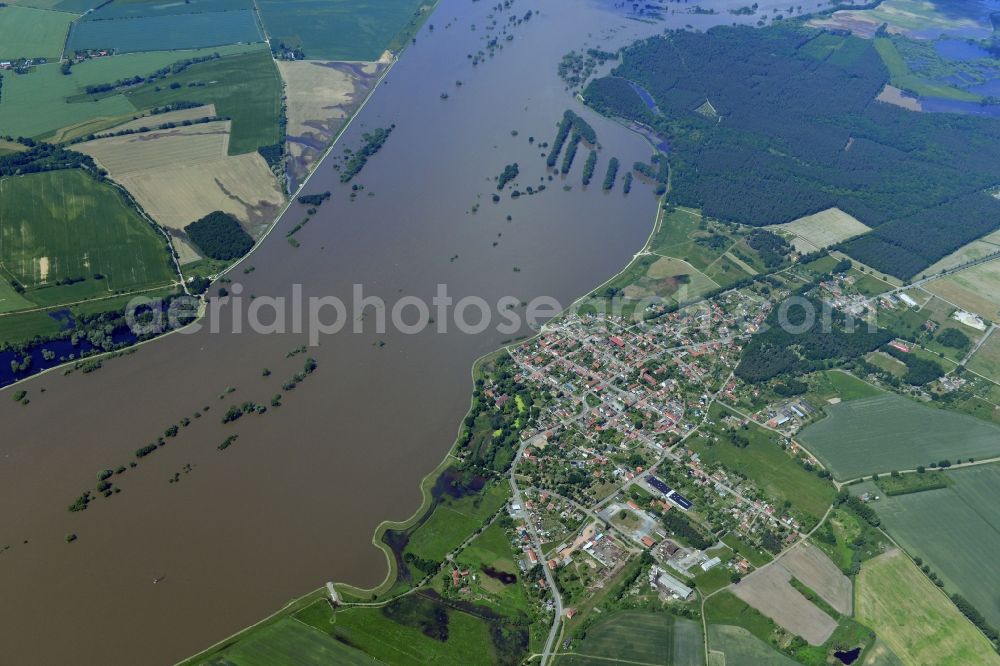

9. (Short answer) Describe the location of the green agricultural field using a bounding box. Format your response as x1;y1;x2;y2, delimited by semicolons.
857;549;1000;666
969;330;1000;383
198;616;377;666
257;0;428;61
123;50;282;154
80;0;253;20
0;170;176;301
558;611;704;666
707;624;798;666
8;0;105;10
404;483;509;565
860;464;1000;628
798;394;1000;480
0;5;73;60
692;404;835;525
0;45;260;140
67;10;264;53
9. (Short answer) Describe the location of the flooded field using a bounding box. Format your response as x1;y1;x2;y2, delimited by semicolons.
0;0;825;663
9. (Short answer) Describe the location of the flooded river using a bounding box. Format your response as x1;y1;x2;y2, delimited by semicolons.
0;0;823;663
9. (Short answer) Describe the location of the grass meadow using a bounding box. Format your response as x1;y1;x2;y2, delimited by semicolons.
0;170;175;294
693;404;835;525
857;549;1000;666
404;483;510;566
452;520;531;617
201;616;376;666
798;394;1000;480
557;611;704;666
323;599;497;666
0;5;73;60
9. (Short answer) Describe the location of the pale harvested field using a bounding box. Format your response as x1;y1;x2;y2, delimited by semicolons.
278;59;384;183
924;229;1000;276
100;104;217;136
857;549;1000;666
77;122;231;173
776;208;870;252
780;543;852;616
924;259;1000;319
732;565;838;645
876;85;921;112
78;121;283;234
171;235;201;265
0;139;26;155
116;155;283;233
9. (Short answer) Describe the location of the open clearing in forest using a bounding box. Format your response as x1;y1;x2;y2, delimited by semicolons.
780;543;852;616
857;464;1000;628
0;5;73;60
876;85;922;111
857;549;1000;666
775;207;870;252
77;122;284;234
731;565;838;646
924;259;1000;319
557;611;704;666
797;394;1000;479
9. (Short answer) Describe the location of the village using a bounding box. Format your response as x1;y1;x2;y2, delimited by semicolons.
466;280;833;620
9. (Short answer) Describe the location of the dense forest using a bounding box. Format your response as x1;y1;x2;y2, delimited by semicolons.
185;211;254;261
582;24;1000;279
736;296;892;382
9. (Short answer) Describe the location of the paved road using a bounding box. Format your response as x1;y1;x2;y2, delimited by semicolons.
510;441;563;666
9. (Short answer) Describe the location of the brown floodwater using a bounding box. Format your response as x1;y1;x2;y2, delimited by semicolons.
0;1;825;663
